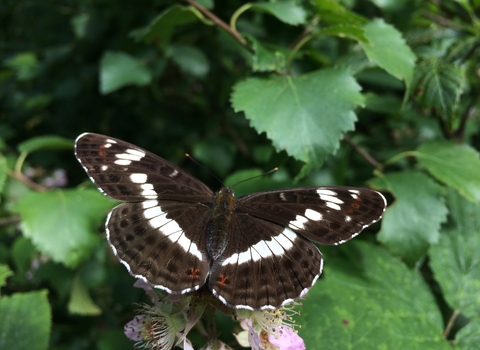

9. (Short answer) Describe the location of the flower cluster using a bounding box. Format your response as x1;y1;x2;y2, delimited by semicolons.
124;280;306;349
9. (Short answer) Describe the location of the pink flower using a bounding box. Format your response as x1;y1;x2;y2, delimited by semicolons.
268;326;305;350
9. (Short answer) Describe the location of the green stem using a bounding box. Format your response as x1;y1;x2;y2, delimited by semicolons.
286;32;315;74
230;3;252;33
382;150;418;168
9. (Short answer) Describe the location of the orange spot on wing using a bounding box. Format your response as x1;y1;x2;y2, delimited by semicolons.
217;274;229;287
98;151;107;157
351;203;361;209
187;267;200;279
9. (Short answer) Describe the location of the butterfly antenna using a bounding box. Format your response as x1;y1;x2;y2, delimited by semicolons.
232;167;278;188
185;153;225;187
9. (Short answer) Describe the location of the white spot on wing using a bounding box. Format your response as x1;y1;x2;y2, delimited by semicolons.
345;216;352;222
222;228;296;266
288;215;308;230
106;139;117;144
140;184;157;198
305;209;322;221
326;202;341;210
169;170;179;178
318;194;344;205
142;200;158;209
115;148;145;162
101;165;108;171
279;193;287;201
114;159;131;166
317;189;337;196
130;173;148;184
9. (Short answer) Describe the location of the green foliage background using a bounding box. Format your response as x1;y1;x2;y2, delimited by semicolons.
1;0;480;349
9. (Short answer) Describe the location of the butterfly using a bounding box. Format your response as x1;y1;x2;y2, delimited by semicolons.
75;133;386;310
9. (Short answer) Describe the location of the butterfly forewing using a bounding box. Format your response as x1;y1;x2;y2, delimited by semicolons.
75;133;214;202
75;133;387;310
237;187;386;245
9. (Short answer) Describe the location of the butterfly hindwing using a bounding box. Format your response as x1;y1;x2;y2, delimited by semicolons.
237;187;386;245
209;213;323;310
107;200;211;294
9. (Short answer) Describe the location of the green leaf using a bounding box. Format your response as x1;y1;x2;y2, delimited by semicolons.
457;321;480;350
0;155;7;196
100;51;152;94
412;58;465;123
311;0;367;26
17;135;73;154
319;24;368;43
166;45;209;77
3;52;40;80
250;1;307;26
231;68;363;177
246;36;287;72
0;265;13;289
429;190;480;321
14;189;115;268
369;171;448;265
68;275;101;315
416;140;480;203
0;290;51;350
11;237;36;283
134;5;205;48
298;241;449;349
360;19;416;87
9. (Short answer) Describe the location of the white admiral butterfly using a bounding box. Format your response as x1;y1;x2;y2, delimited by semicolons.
75;133;386;310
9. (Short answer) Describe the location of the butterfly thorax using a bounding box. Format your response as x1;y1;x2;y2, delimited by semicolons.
206;187;235;261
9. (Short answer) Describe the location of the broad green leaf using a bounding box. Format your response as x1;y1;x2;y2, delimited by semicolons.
457;321;480;350
0;265;13;289
11;237;36;283
319;24;368;43
133;5;206;47
246;36;287;72
250;1;307;26
14;189;115;267
0;290;51;350
231;68;363;177
298;241;449;349
360;19;416;87
17;135;73;154
71;13;89;39
100;51;152;94
68;275;101;315
3;52;40;80
166;45;209;77
429;190;480;320
412;58;465;122
312;0;367;25
369;171;448;265
416;140;480;203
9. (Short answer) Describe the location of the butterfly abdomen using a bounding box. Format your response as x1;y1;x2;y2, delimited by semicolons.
206;187;236;261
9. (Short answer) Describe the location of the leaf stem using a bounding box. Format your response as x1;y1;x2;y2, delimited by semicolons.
230;3;252;34
382;150;418;168
286;32;315;74
8;170;47;192
443;309;460;339
186;0;248;47
343;135;381;169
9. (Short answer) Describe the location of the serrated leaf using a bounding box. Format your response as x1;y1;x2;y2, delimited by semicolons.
100;51;152;94
429;190;480;321
360;19;416;87
298;241;449;349
17;135;73;154
0;264;13;289
312;0;367;26
250;1;307;26
412;58;465;122
369;171;448;265
68;275;101;315
416;140;480;203
231;68;363;176
0;290;51;350
14;189;115;267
